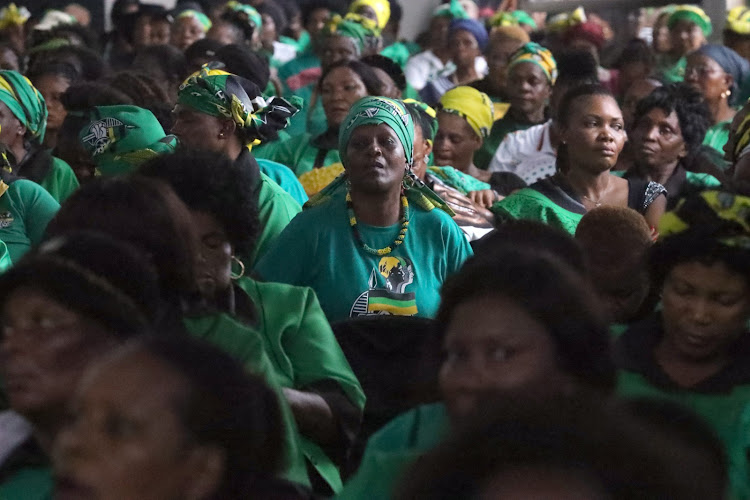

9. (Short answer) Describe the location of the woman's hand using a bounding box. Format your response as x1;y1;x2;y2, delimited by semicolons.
434;184;494;227
469;189;503;209
283;387;337;446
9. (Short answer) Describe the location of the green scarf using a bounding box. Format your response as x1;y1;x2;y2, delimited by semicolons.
0;70;47;142
339;96;414;165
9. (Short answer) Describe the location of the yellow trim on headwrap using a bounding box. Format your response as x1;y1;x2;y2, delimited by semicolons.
547;6;586;33
668;5;712;37
0;4;30;30
727;6;750;36
0;76;18;100
349;0;390;31
439;86;495;139
659;191;750;246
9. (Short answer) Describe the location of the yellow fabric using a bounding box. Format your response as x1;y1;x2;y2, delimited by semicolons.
546;6;586;33
299;163;345;196
0;76;17;100
349;0;390;30
439;86;495;139
0;3;30;30
727;6;750;36
493;102;510;121
659;191;750;238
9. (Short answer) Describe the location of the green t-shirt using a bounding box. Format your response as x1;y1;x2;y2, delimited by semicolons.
251;172;302;266
703;120;732;159
0;466;52;500
40;157;79;204
257;158;309;206
255;133;341;178
427;166;490;194
492;184;583;235
475;114;538;170
657;55;687;84
337;402;449;500
255;189;473;323
0;180;60;263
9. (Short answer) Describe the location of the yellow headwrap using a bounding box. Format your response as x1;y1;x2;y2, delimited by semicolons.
0;3;30;30
349;0;390;31
727;6;750;36
439;86;495;139
546;6;586;33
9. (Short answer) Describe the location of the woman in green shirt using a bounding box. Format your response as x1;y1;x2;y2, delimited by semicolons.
256;59;383;177
139;148;365;496
614;190;750;499
656;5;710;84
0;70;78;203
475;42;556;170
684;45;750;162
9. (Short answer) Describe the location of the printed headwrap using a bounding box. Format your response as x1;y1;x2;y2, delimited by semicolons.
0;70;47;142
433;0;469;20
78;105;178;177
177;9;212;32
0;4;31;30
322;13;379;52
489;11;519;28
339;96;414;166
732;108;750;161
667;5;712;37
512;10;537;29
546;7;586;33
438;86;494;139
178;65;301;145
659;191;750;249
727;6;750;36
562;20;606;50
403;99;438;142
349;0;391;31
225;1;262;31
694;45;750;102
449;18;489;51
507;42;558;85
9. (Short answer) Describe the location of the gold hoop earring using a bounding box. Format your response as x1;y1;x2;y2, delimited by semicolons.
231;256;245;280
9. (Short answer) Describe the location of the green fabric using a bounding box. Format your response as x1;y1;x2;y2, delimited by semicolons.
339;96;414;166
432;0;469;19
78;105;176;177
257;158;309;205
236;277;366;492
475;113;536;170
507;42;558;85
0;179;60;263
40;156;79;203
0;466;52;500
426;166;490;194
512;10;537;29
278;54;322;137
324;14;379;53
281;31;311;54
491;186;582;234
617;372;750;499
667;6;712;37
177;9;211;31
182;312;310;489
658;55;687;83
0;70;47;142
226;1;262;31
255;133;341;177
686;170;722;189
248;171;302;266
337;402;450;500
380;41;419;69
0;240;11;271
703;119;732;159
255;189;472;323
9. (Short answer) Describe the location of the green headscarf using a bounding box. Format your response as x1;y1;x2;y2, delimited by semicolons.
339;96;414;166
512;10;537;29
178;65;301;145
0;70;47;142
226;1;263;31
177;9;212;32
322;13;380;53
79;105;177;177
433;0;469;20
507;42;558;85
667;5;712;37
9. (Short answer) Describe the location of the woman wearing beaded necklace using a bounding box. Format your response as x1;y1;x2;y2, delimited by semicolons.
255;96;473;323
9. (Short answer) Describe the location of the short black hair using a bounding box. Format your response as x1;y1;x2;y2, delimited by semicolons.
215;44;271;90
129;334;285;498
615;38;656;70
27;62;81;86
436;249;615;392
361;54;406;91
138;149;260;256
300;0;347;27
133;44;189;87
26;45;105;82
318;59;384;96
633;83;711;159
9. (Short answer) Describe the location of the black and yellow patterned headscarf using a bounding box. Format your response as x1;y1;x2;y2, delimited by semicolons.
177;65;301;145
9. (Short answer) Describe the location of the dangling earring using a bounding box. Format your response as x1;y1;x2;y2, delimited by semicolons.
231;256;245;280
721;89;732;100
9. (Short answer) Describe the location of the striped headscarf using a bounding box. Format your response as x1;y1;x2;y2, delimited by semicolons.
667;5;712;37
177;9;212;32
339;96;414;165
507;42;558;85
0;70;47;142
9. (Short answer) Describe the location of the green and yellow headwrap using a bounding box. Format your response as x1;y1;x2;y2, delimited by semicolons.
433;0;469;20
489;11;519;28
512;10;537;29
731;108;750;162
0;3;31;30
178;65;300;145
508;42;558;85
225;1;262;31
349;0;390;31
667;5;712;37
0;70;47;143
79;105;177;177
659;191;750;249
546;6;586;33
177;9;212;32
323;13;379;52
340;96;414;166
404;99;438;142
727;6;750;36
438;86;494;139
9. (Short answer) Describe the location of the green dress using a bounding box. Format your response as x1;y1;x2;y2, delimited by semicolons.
426;166;490;194
336;402;449;500
0;179;60;263
255;188;473;323
615;314;750;500
475;112;539;170
255;132;341;178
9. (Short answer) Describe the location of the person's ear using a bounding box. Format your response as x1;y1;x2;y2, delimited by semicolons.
423;138;434;158
724;74;735;97
183;445;225;500
471;134;483;152
219;119;236;140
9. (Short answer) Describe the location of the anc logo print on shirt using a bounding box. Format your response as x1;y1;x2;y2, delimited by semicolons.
350;256;418;317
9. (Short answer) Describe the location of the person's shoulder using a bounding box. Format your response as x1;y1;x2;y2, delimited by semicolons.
259;172;302;206
240;276;314;303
